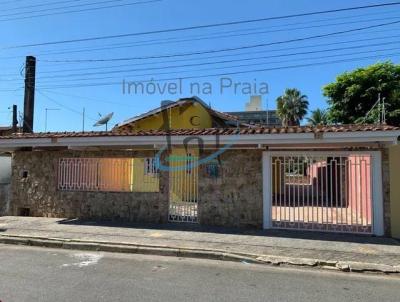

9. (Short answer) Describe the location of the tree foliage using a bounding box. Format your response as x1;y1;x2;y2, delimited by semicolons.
323;62;400;125
276;88;309;126
307;108;328;126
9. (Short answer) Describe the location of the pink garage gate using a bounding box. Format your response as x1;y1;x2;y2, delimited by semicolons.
263;151;383;235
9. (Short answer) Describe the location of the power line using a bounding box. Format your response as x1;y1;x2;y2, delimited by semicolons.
0;0;143;17
33;52;400;90
28;34;400;74
33;46;400;84
0;0;161;23
1;0;85;13
2;33;399;79
4;1;400;49
32;10;400;55
37;89;97;121
0;0;31;5
25;41;400;81
36;20;400;62
4;14;399;59
40;90;135;107
1;10;398;58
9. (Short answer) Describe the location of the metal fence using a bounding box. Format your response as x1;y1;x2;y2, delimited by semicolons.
168;153;199;223
58;158;159;192
271;153;373;233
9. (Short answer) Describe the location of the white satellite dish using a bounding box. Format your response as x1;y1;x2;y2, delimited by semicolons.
93;112;114;131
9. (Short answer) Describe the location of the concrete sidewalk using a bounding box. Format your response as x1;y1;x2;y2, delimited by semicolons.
0;216;399;273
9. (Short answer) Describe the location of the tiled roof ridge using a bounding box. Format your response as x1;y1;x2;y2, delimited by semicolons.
1;124;399;139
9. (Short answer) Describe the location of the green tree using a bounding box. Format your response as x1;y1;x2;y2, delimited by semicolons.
276;88;309;126
307;108;328;126
323;61;400;125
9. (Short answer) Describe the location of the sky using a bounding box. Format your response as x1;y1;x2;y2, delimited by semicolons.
0;0;399;132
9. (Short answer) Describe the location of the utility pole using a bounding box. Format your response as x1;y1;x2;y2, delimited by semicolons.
12;105;18;133
23;56;36;133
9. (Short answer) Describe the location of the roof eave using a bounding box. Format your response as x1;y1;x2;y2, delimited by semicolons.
1;131;398;151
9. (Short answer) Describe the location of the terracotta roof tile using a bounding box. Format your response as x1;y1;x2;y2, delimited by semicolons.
1;124;398;140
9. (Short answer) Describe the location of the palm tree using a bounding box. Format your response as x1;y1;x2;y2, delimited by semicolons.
276;88;309;126
307;108;328;126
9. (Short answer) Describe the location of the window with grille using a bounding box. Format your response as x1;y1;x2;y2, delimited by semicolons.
58;157;159;192
144;158;158;175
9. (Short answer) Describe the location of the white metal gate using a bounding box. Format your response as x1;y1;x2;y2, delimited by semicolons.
263;151;383;234
168;152;199;223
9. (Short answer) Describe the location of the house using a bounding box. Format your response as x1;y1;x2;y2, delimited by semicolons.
0;96;399;237
0;126;13;136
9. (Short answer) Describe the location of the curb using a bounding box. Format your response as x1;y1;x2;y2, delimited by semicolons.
0;235;399;274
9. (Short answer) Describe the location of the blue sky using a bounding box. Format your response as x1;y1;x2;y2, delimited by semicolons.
0;0;399;131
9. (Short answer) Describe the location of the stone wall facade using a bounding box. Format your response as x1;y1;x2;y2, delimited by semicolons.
10;148;264;228
10;150;169;223
0;184;10;216
198;149;263;228
9;148;392;234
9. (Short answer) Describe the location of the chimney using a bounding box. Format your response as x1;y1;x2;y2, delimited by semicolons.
23;56;36;133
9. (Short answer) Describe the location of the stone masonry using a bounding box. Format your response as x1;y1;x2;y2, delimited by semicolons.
198;149;263;228
8;147;392;234
10;150;169;223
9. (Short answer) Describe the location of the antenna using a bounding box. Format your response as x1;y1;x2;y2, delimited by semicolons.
44;108;60;132
93;112;114;131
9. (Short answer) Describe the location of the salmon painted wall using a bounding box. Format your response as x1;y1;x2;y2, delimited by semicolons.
390;145;400;238
347;155;372;225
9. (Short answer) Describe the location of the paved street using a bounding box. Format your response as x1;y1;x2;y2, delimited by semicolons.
0;244;399;302
1;216;400;270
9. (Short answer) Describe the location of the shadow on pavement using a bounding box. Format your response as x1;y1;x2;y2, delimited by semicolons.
57;218;400;246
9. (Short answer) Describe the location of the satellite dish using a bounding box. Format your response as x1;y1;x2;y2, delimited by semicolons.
93;112;114;131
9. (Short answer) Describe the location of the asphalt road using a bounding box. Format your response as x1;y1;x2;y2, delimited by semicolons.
0;244;399;302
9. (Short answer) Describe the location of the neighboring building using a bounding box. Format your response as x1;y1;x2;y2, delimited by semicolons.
225;110;281;126
226;95;281;126
0;126;13;136
0;96;399;238
245;95;263;111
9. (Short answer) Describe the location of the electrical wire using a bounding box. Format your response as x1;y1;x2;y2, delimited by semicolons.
0;0;161;23
33;51;400;90
31;46;400;84
1;0;86;13
4;1;400;49
22;33;400;76
2;33;399;79
3;14;399;59
36;20;400;63
37;89;98;120
23;41;400;81
0;0;148;17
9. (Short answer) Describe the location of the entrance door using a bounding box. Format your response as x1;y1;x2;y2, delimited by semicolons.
168;149;199;223
263;151;383;235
